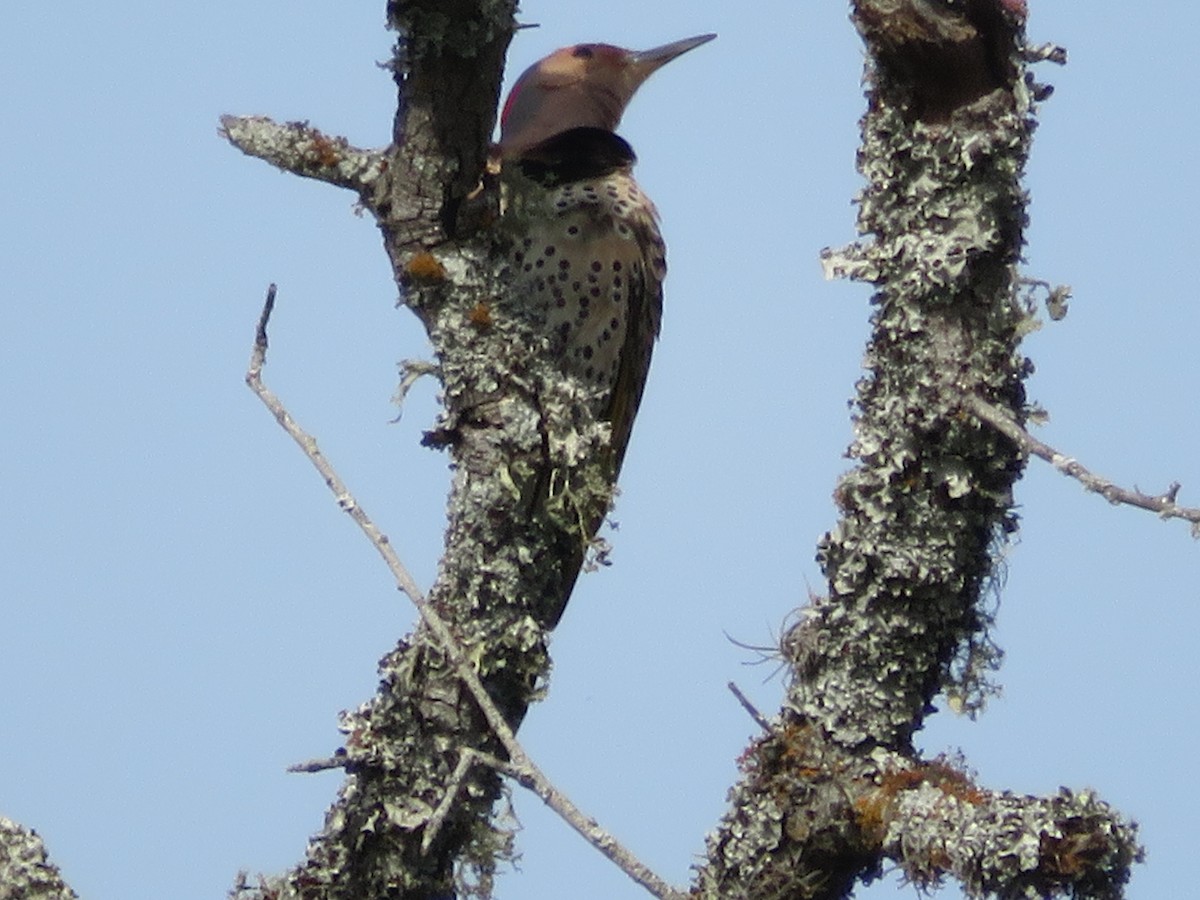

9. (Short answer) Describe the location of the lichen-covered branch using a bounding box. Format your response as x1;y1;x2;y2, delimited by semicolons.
1;0;1150;897
693;2;1141;897
879;777;1141;898
245;286;680;899
219;2;659;898
220;116;387;197
0;817;76;900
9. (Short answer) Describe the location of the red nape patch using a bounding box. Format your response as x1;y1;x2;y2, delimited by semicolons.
1000;0;1028;18
500;81;522;127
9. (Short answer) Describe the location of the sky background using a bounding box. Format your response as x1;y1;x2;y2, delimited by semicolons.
3;2;1198;898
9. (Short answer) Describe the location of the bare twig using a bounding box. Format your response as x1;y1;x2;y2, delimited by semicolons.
246;287;427;607
288;754;348;774
965;394;1200;536
727;682;772;733
462;747;684;897
1023;41;1068;65
245;286;683;900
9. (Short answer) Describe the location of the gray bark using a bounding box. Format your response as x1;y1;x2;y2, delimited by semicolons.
0;2;1143;899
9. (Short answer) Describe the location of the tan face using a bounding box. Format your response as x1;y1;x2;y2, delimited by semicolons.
498;35;716;158
500;44;634;157
533;44;627;88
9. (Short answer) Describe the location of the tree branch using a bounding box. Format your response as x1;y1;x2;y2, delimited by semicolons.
965;394;1200;534
224;4;594;897
215;2;1148;898
246;285;428;610
727;682;772;734
694;2;1142;897
882;779;1140;896
245;286;680;899
219;117;387;197
0;817;75;900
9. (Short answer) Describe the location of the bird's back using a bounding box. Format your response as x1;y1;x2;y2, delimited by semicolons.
501;129;666;475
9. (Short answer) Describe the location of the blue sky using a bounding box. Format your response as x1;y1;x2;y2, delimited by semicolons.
3;2;1198;898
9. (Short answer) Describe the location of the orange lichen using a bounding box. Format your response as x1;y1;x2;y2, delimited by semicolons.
405;251;446;282
308;133;342;168
876;757;987;808
854;790;892;841
878;768;928;794
467;301;493;329
1040;829;1109;878
776;721;834;778
918;757;987;805
854;757;988;842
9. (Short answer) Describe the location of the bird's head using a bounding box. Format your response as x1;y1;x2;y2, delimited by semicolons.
498;33;715;158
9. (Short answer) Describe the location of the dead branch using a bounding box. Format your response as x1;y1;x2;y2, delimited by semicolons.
966;394;1200;535
245;286;681;899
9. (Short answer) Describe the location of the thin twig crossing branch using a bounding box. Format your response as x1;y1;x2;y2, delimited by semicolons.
245;285;684;900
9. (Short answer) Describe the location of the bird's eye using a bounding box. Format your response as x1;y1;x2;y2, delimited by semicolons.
572;45;595;59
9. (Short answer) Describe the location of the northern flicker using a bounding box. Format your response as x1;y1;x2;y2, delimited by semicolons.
497;33;715;478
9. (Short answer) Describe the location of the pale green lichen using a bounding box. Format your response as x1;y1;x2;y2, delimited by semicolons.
697;35;1136;898
0;818;76;900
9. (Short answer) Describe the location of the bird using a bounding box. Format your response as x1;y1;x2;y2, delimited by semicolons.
496;33;715;480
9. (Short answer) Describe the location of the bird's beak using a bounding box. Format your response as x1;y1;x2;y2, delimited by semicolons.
628;33;716;80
